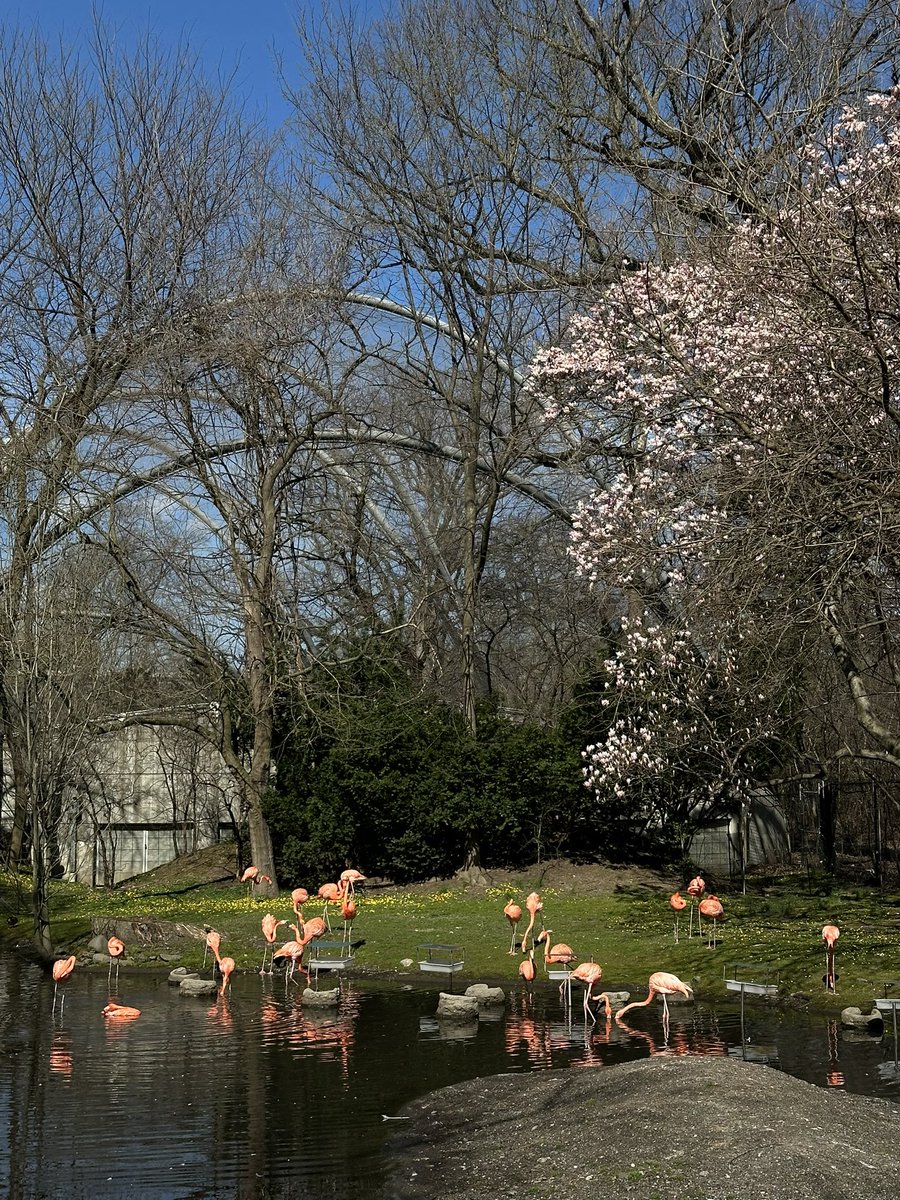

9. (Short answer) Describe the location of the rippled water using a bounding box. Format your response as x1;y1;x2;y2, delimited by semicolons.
1;952;898;1199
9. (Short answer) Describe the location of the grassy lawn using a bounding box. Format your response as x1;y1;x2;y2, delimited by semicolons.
3;860;900;1013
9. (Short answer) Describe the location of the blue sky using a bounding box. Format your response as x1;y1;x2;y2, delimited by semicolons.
6;1;367;125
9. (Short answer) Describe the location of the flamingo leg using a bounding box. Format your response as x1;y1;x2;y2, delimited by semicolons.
508;924;518;954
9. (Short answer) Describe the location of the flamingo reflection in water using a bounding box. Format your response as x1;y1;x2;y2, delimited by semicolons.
49;1030;73;1079
826;1019;845;1087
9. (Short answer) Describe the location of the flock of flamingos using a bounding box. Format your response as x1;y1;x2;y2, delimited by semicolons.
48;867;841;1035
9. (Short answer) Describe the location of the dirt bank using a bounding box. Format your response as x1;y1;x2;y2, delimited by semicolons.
386;1056;900;1200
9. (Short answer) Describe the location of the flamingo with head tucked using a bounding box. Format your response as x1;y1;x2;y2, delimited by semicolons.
699;895;724;949
51;955;76;1016
107;936;124;988
102;1002;141;1020
503;901;523;954
669;892;687;942
260;914;286;974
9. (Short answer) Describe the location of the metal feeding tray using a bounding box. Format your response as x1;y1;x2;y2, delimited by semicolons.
875;981;900;1012
417;943;464;974
723;962;780;999
306;940;355;971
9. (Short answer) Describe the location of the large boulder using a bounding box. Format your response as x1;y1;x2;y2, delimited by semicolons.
302;987;341;1007
179;976;217;996
436;993;479;1022
386;1055;900;1200
464;984;506;1009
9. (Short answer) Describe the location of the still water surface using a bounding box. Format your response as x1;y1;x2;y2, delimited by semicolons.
1;952;898;1199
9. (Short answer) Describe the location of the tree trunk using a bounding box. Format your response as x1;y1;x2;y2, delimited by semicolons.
30;803;52;957
819;780;839;875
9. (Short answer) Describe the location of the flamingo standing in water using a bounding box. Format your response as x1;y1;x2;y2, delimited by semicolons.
51;955;76;1016
569;961;611;1023
669;892;687;942
822;924;840;993
217;956;235;994
518;946;536;983
687;875;705;938
699;895;724;949
503;901;523;954
107;936;124;988
260;914;286;974
272;935;305;982
520;892;542;952
615;971;694;1036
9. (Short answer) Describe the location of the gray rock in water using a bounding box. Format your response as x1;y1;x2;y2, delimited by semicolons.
179;976;217;996
302;987;341;1007
464;984;506;1008
92;952;113;965
841;1005;884;1031
386;1055;900;1200
168;967;197;985
436;993;479;1022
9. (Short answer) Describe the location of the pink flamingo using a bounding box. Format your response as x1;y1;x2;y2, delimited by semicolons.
503;901;523;954
272;937;305;982
699;895;724;948
203;929;221;972
339;869;366;896
569;961;611;1023
518;946;536;983
102;1002;141;1019
822;924;840;993
340;896;357;949
217;956;235;994
260;913;286;974
317;881;345;929
669;891;687;942
687;875;705;937
241;865;272;902
51;955;76;1016
107;936;124;987
291;888;309;929
520;891;542;952
616;971;694;1036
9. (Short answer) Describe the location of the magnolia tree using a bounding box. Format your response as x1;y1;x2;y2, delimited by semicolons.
528;87;900;846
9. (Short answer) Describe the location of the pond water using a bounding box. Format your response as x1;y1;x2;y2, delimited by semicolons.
1;952;898;1200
